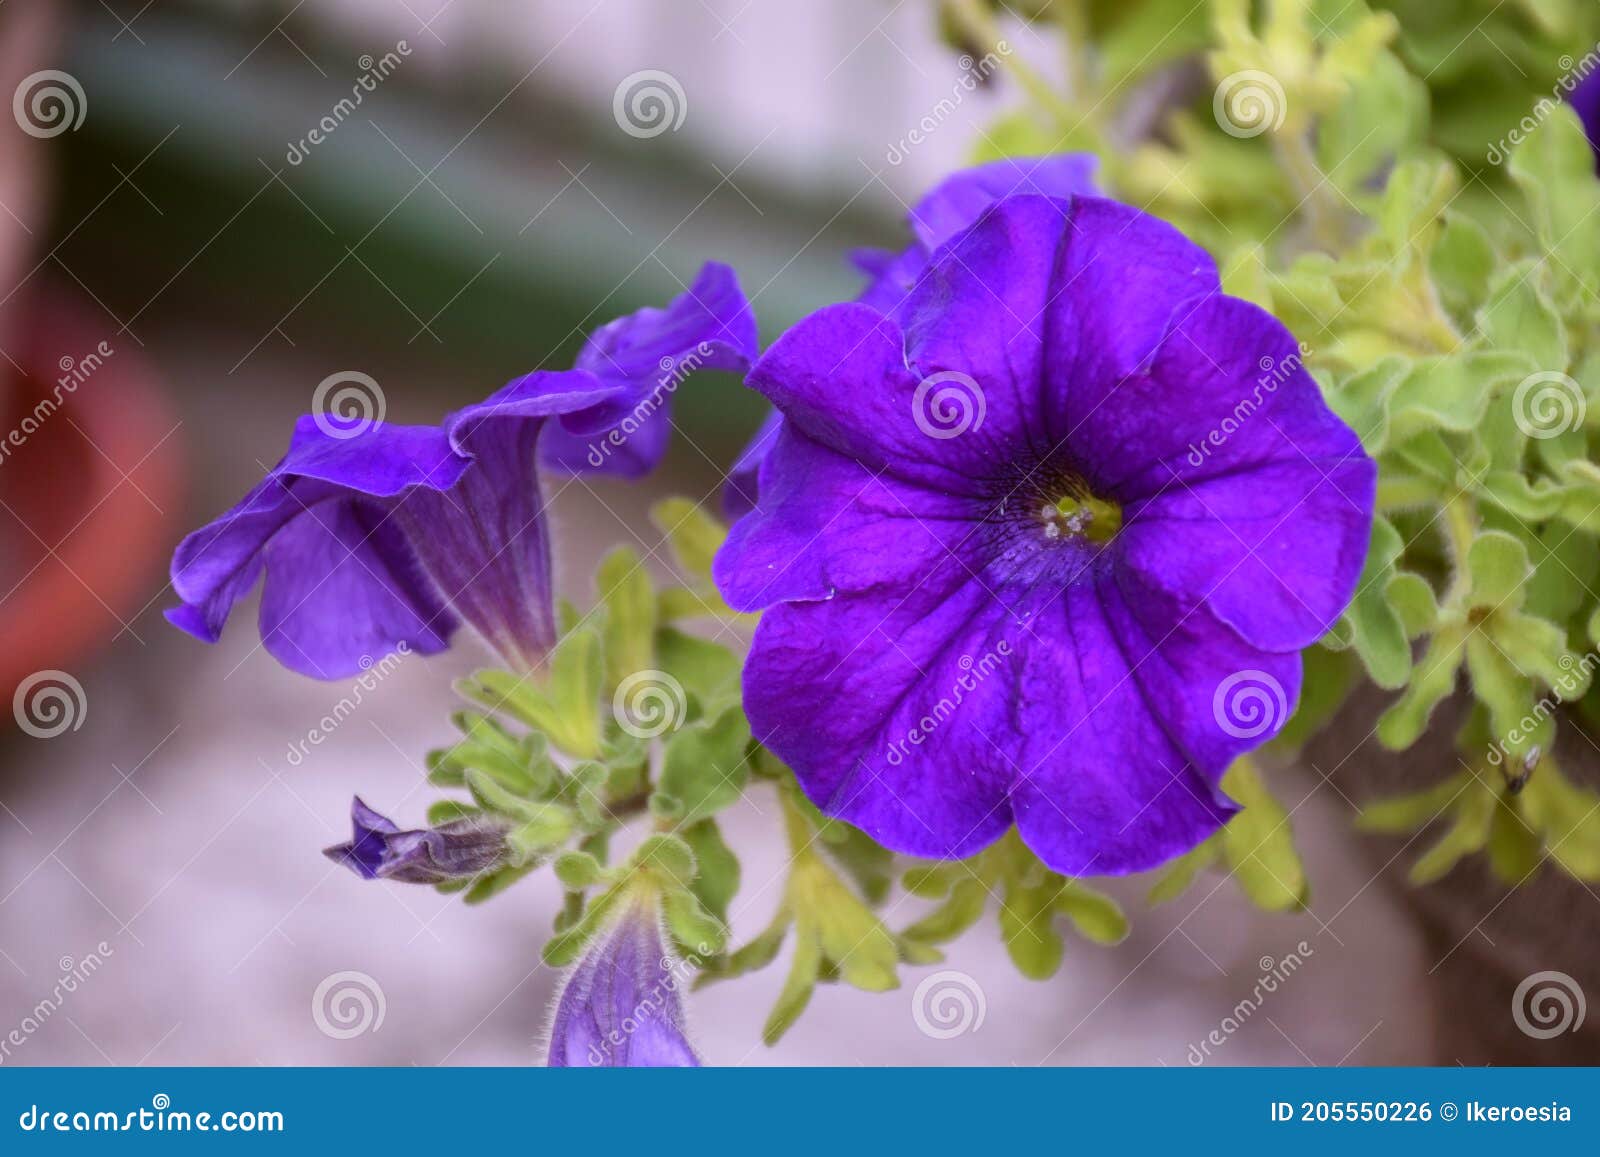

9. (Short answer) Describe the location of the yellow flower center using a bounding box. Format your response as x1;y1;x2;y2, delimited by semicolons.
1040;491;1122;544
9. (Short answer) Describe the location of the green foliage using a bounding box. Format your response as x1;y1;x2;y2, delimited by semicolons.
900;830;1129;980
698;783;907;1045
386;0;1600;1053
1358;716;1600;884
1148;761;1310;912
954;0;1600;890
424;520;753;929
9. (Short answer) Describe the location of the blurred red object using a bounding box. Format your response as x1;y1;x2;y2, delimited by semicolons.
0;290;184;712
1;2;184;714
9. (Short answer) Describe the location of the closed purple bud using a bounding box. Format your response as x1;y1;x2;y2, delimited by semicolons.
324;797;509;885
546;896;701;1067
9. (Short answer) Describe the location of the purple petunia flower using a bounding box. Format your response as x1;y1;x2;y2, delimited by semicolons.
713;194;1375;876
324;797;510;884
547;895;700;1067
1570;70;1600;168
167;264;755;679
724;157;1098;516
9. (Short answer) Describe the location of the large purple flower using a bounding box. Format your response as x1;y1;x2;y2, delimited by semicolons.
725;157;1097;516
168;265;755;679
713;195;1375;875
547;896;700;1067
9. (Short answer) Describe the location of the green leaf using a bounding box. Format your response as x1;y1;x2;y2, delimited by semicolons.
1479;263;1567;370
1338;516;1413;689
1377;626;1467;749
655;627;742;713
1466;530;1533;609
1430;213;1497;323
459;628;603;759
596;547;656;694
553;851;605;890
901;877;988;945
745;788;904;1045
1508;106;1600;305
680;818;740;923
1217;761;1309;911
655;705;752;826
661;887;727;956
1147;842;1218;905
650;497;726;581
1054;881;1129;946
763;927;822;1047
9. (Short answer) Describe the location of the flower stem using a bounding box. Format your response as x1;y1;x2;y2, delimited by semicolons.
945;0;1077;127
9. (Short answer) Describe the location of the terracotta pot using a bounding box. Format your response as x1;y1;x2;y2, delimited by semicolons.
0;289;184;710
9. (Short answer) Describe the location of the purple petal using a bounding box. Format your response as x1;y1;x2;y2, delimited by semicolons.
547;899;701;1067
741;559;1017;861
713;424;980;613
1043;197;1223;447
1108;296;1375;651
541;262;759;478
906;154;1100;251
850;243;931;314
743;303;1005;496
258;501;457;678
1006;573;1243;876
721;408;783;519
167;418;469;677
731;161;1101;514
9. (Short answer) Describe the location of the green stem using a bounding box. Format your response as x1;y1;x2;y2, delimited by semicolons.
946;0;1077;126
1441;493;1477;607
1272;129;1345;252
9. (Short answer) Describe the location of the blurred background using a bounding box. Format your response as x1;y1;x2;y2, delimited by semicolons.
0;0;1438;1066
